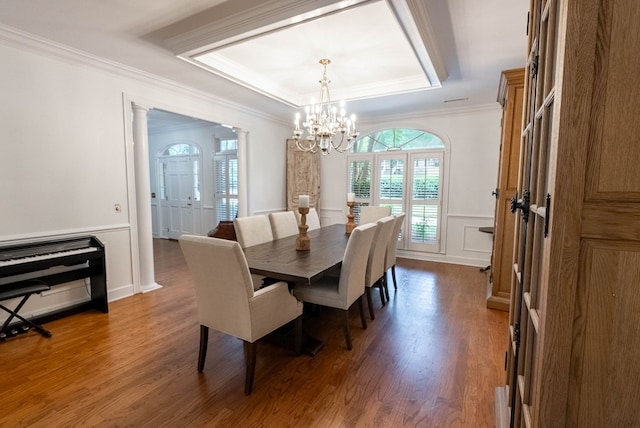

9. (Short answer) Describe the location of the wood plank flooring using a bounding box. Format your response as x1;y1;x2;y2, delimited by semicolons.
0;239;507;427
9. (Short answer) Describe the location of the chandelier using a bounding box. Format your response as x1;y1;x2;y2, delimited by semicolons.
292;59;359;154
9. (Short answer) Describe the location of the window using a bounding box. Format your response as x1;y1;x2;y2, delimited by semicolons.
213;146;238;223
348;128;445;253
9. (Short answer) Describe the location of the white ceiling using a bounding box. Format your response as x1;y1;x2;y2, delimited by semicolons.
0;0;529;126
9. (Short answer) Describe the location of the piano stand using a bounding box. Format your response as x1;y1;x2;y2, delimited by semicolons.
0;280;52;340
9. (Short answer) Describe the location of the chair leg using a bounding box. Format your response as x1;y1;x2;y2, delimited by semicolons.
294;315;302;356
357;296;367;330
378;279;386;306
342;309;353;350
365;287;375;320
391;264;398;290
243;341;258;395
197;325;209;372
383;275;390;302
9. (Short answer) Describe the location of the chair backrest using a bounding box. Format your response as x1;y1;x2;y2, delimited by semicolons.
365;215;396;286
179;235;254;340
233;215;273;248
359;205;391;225
294;207;321;230
385;213;406;270
269;211;299;239
338;223;378;306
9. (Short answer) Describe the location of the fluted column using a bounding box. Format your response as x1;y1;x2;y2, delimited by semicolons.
236;129;249;217
132;103;161;292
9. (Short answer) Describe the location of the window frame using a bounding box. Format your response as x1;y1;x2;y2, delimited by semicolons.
347;128;447;254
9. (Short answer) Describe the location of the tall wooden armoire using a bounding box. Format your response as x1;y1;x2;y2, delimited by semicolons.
499;1;640;427
487;68;525;312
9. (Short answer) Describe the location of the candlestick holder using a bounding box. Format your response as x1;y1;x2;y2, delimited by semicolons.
345;201;356;234
296;207;310;251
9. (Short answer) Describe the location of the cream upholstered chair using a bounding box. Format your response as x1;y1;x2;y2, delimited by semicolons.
233;215;273;248
234;215;274;290
179;235;303;395
269;211;299;239
364;216;396;320
359;205;391;225
294;207;321;231
293;223;377;350
385;213;406;291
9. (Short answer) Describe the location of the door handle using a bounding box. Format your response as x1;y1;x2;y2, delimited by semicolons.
492;189;498;198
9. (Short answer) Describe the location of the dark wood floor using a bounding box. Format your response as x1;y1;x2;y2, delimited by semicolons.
0;238;508;427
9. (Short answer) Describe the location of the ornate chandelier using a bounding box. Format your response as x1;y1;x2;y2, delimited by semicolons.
292;59;359;154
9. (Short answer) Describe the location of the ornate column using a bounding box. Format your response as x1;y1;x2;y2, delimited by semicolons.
132;103;161;292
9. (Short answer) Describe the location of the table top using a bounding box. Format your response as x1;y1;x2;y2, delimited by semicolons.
243;224;349;285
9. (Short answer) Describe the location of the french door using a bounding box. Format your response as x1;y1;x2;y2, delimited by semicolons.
347;150;444;253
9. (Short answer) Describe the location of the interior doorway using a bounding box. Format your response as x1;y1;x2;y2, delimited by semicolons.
147;109;238;240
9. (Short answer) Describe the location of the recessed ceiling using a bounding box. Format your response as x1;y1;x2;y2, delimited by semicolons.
0;0;529;122
178;0;440;107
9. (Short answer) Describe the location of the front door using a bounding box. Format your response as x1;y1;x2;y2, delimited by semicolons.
159;155;201;239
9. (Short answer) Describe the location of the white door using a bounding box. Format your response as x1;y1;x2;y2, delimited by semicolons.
160;155;201;239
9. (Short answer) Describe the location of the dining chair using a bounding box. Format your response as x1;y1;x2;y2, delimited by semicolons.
179;235;303;395
364;215;396;320
359;205;391;225
293;223;377;350
269;211;299;239
294;207;321;230
233;214;273;248
234;215;275;290
385;213;406;291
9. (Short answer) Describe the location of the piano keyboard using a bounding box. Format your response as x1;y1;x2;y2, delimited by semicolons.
0;247;98;267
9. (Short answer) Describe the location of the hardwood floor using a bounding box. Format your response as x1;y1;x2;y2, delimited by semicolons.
0;239;507;427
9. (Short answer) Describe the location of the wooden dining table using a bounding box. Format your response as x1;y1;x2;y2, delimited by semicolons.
243;223;351;355
243;223;350;286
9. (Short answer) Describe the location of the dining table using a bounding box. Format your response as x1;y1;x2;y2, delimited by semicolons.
243;223;350;286
242;223;351;355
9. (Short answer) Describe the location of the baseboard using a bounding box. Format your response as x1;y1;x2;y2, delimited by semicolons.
495;386;510;428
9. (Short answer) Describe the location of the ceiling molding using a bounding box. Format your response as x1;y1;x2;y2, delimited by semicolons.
388;0;448;84
166;0;369;56
0;25;286;127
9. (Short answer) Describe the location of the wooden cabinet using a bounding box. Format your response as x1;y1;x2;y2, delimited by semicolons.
499;1;640;427
487;68;524;312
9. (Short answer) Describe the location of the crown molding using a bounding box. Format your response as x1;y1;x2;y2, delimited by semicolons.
0;24;284;126
360;102;500;124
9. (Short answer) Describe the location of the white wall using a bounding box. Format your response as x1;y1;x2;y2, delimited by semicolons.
319;107;501;266
0;32;289;320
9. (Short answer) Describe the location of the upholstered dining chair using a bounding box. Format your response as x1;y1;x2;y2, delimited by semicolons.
234;214;275;290
269;211;299;239
359;205;391;225
179;235;303;395
385;213;406;291
294;207;321;231
293;223;377;350
233;214;273;248
364;216;396;320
